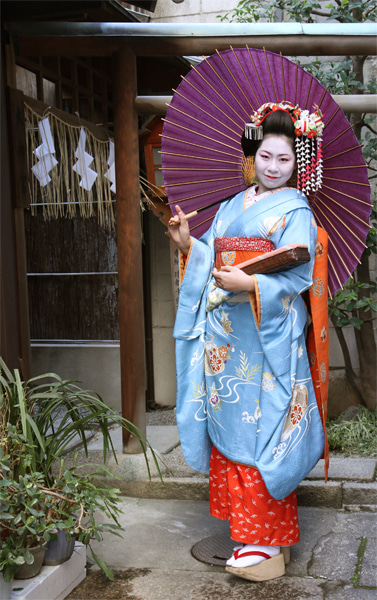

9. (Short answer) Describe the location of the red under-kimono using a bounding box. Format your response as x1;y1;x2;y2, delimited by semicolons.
210;447;300;546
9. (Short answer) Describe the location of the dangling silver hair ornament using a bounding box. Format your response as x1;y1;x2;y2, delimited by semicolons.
244;122;263;140
246;101;325;194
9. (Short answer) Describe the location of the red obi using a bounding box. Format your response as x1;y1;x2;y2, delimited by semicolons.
214;236;275;270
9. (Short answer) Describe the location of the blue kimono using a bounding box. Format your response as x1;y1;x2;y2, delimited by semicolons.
173;187;325;500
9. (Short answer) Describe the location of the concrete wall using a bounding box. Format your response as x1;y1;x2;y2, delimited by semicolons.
148;211;177;407
31;344;122;411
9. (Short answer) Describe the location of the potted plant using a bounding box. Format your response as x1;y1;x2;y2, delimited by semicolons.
42;457;124;576
0;356;158;486
0;447;124;581
0;449;57;582
0;356;161;582
0;534;24;598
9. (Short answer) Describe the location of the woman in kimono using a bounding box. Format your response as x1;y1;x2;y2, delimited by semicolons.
167;102;328;582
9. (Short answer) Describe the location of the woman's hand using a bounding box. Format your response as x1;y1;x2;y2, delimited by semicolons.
167;205;191;256
211;265;255;293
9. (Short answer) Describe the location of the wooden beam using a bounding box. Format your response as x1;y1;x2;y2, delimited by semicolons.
15;34;377;58
11;21;377;59
332;95;377;113
135;94;377;115
113;46;146;453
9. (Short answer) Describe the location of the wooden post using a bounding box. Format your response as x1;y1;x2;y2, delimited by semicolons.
113;47;146;453
6;87;32;380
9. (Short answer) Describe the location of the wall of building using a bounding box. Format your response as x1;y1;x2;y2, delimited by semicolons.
148;211;177;407
152;0;239;23
32;344;121;411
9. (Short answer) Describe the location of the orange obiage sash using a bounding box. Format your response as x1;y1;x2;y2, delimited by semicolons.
306;227;329;481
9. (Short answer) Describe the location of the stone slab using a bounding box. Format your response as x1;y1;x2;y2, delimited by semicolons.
343;482;377;506
106;450;167;482
106;475;377;510
285;507;338;578
130;571;323;600
66;569;324;600
309;511;377;584
297;480;343;508
146;425;180;454
85;500;337;576
88;497;229;573
326;583;377;600
63;500;377;600
359;536;377;588
111;476;210;501
307;457;377;481
85;425;180;455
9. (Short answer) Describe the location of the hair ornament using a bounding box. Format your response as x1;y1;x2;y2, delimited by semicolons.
244;101;325;194
244;122;264;141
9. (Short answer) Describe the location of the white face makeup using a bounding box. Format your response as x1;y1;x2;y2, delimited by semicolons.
254;135;296;195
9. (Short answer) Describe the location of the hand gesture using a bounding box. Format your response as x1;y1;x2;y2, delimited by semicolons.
167;205;191;256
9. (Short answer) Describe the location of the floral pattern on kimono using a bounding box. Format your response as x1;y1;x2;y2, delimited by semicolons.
173;188;325;500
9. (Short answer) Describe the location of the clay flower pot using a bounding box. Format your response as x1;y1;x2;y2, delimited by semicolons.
14;544;46;580
44;529;76;566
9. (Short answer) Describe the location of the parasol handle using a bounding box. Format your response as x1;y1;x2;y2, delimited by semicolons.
169;210;198;226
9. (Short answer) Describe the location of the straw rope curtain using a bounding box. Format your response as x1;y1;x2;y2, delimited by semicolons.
24;98;115;229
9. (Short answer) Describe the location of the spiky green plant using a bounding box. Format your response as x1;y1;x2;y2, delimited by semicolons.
0;356;160;485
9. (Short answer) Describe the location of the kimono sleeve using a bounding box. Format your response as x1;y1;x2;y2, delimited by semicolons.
173;204;225;340
173;237;212;340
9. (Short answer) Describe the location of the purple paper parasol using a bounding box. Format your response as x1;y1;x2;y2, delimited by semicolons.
161;47;371;295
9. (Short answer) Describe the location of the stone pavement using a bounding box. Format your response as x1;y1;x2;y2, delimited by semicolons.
66;499;377;600
64;416;377;600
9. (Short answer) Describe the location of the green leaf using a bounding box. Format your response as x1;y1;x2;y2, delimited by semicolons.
24;549;34;565
89;547;114;581
349;317;363;329
25;414;46;454
15;370;28;440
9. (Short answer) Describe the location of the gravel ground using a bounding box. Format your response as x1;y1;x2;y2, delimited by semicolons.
146;407;176;426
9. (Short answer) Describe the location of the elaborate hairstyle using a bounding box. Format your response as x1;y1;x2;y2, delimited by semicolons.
241;110;295;158
242;101;324;194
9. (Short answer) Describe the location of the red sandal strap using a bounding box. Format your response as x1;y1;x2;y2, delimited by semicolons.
233;549;272;561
